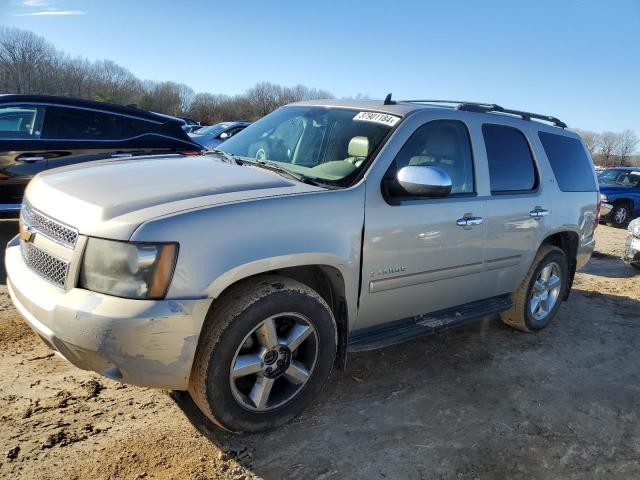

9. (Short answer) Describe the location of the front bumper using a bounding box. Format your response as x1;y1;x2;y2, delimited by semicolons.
600;202;613;219
624;235;640;264
5;240;212;390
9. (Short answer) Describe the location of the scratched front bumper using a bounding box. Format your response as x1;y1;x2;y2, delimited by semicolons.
5;241;212;390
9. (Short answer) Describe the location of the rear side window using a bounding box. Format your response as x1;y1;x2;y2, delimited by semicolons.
42;107;128;140
538;132;596;192
483;124;536;193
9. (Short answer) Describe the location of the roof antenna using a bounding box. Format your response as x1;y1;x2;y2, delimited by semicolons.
383;93;395;105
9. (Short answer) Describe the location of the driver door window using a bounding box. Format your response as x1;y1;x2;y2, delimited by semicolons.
392;120;475;195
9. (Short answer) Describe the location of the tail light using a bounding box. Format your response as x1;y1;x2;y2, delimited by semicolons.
180;150;203;156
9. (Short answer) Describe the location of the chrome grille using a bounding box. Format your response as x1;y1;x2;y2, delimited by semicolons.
22;201;78;248
20;241;69;288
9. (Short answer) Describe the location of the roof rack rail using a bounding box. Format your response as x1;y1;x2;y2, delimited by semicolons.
400;99;567;128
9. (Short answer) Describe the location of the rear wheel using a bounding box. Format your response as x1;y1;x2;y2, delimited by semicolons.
189;275;337;432
501;245;568;332
608;202;630;228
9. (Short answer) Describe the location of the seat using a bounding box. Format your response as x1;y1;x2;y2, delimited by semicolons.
409;126;470;193
344;136;369;167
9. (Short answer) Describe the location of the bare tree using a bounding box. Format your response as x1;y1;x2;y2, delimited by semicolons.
598;131;621;167
615;129;639;166
0;27;59;94
138;81;194;116
574;129;600;156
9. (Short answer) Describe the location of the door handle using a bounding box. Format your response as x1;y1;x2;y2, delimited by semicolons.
529;207;550;219
17;155;46;162
457;216;484;227
111;153;133;158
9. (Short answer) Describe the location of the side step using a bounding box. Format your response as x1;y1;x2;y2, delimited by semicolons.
348;295;512;352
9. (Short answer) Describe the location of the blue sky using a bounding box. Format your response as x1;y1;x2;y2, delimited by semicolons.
2;0;639;137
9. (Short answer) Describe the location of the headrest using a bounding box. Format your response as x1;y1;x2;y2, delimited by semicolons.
348;136;369;158
424;128;457;159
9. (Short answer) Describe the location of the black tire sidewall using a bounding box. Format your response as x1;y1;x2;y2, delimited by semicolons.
205;289;336;432
523;249;568;331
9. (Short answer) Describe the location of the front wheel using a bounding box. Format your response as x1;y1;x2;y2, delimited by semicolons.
501;245;568;332
188;275;337;432
608;203;630;228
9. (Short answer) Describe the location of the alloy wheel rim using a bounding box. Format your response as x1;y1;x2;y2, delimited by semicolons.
615;207;627;224
530;261;562;321
229;313;318;412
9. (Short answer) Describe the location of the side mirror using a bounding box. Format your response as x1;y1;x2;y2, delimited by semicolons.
219;132;230;140
396;165;452;197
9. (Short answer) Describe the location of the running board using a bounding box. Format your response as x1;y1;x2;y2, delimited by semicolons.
348;295;512;352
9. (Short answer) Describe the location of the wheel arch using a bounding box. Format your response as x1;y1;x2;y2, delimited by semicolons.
539;230;579;300
204;257;353;369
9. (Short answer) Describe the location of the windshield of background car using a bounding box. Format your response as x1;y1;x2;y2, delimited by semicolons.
599;169;640;186
218;106;398;185
196;124;228;136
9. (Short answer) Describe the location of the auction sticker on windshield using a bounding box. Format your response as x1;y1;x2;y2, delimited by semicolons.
353;111;401;127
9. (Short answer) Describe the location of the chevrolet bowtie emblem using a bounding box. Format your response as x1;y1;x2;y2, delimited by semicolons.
19;223;36;243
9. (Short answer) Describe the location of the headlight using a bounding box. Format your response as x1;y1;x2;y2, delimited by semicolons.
80;238;178;299
628;218;640;237
599;193;608;203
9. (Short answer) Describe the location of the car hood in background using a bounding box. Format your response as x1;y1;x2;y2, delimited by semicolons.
188;134;221;149
598;183;635;193
25;155;322;239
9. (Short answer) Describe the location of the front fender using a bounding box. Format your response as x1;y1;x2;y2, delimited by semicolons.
131;185;366;324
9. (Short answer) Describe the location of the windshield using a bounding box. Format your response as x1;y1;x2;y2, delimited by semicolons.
195;124;228;137
599;169;640;187
218;106;398;186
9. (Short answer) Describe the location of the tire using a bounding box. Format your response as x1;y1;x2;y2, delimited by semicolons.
500;245;568;332
631;263;640;271
608;202;630;228
188;275;337;433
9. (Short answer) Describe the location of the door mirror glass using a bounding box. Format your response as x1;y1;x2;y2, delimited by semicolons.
219;131;230;140
396;165;452;197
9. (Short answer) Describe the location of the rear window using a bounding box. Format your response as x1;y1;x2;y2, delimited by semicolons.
483;124;537;193
539;132;596;192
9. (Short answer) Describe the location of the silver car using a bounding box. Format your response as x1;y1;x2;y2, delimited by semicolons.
5;97;598;432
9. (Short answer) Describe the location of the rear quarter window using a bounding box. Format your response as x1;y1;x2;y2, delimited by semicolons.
538;132;597;192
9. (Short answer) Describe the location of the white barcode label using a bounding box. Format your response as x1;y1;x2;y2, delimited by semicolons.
353;111;401;127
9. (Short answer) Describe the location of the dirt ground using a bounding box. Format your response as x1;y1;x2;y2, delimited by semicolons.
1;221;639;480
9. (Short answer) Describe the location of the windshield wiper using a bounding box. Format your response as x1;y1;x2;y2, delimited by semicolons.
206;149;239;165
240;158;318;185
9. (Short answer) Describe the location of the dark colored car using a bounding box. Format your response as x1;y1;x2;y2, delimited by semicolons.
0;94;203;216
598;167;640;227
188;121;251;149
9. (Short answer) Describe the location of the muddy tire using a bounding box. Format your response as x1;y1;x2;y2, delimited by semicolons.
500;245;568;332
188;275;337;433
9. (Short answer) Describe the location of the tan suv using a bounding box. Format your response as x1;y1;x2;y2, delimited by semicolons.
5;96;599;432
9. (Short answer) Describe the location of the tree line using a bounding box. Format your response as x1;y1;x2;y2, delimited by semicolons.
574;129;639;167
1;26;638;164
0;27;333;124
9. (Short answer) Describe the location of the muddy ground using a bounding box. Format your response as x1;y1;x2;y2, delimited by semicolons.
1;220;639;480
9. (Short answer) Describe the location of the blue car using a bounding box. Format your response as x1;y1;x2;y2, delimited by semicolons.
189;121;251;150
599;167;640;227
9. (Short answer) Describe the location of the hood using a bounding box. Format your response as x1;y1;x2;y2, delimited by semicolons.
598;182;632;193
25;155;320;239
